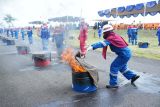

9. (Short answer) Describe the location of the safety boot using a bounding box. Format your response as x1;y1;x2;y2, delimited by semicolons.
131;75;140;84
106;85;119;89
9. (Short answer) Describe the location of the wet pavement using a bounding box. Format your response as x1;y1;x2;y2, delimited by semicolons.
0;35;160;107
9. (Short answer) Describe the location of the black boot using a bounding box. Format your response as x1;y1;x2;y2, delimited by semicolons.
106;85;119;89
131;75;140;84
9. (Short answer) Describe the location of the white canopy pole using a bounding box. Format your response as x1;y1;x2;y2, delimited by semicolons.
115;8;118;30
143;2;147;30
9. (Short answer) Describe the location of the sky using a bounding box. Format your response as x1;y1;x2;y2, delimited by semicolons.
0;0;160;27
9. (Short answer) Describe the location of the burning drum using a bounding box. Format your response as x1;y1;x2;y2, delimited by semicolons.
32;52;51;67
16;45;30;55
61;48;98;93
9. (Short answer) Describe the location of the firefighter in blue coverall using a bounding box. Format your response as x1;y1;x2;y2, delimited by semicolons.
10;29;14;37
40;24;50;51
53;25;64;57
14;28;19;39
156;25;160;46
127;25;132;43
98;26;102;38
130;25;138;45
27;27;33;44
6;29;10;37
87;24;140;88
21;28;25;40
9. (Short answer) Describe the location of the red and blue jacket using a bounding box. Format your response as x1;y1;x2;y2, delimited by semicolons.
91;32;130;59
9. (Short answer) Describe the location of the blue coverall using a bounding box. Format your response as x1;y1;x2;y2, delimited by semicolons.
127;27;132;43
21;29;25;40
10;29;14;37
156;28;160;46
27;30;33;44
41;28;50;51
53;31;64;56
98;28;102;38
14;30;19;39
130;28;138;45
6;29;10;37
91;40;136;86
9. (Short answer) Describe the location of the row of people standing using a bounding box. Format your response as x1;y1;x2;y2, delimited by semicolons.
0;27;33;44
1;26;65;57
40;24;65;58
127;24;160;46
24;25;65;55
3;28;19;39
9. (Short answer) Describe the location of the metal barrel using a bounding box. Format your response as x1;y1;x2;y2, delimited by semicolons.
16;46;30;55
6;39;15;45
32;52;51;67
2;38;7;43
72;71;97;93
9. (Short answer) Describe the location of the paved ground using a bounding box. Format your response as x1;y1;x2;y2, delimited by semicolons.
0;36;160;107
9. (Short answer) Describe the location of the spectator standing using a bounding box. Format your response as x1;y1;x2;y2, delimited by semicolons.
78;18;88;57
40;24;50;50
27;27;33;44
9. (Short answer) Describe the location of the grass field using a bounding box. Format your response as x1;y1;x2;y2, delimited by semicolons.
67;29;160;60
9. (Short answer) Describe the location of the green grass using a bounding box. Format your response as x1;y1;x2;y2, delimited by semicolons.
68;29;160;60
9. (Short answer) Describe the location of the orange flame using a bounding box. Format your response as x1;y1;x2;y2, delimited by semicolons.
61;48;86;72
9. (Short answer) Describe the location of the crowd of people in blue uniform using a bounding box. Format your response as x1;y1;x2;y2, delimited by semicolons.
127;24;160;46
95;23;160;47
0;24;65;55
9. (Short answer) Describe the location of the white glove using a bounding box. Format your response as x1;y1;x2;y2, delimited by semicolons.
87;46;93;51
